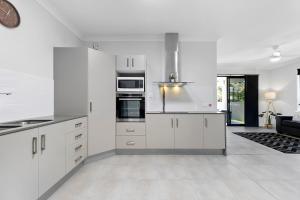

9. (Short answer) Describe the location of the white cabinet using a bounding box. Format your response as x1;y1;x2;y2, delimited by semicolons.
146;114;225;150
54;48;116;156
38;123;66;195
88;50;116;155
203;114;226;149
146;114;175;149
0;129;39;200
116;55;146;72
175;114;204;149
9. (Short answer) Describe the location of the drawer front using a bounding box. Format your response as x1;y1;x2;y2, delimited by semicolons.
116;122;145;136
66;140;87;172
66;128;87;145
116;136;146;149
63;117;88;133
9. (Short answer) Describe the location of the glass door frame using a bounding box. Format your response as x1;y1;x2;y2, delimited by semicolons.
226;76;246;126
218;75;246;126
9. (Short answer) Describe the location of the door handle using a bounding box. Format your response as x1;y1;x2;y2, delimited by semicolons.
127;58;129;67
90;102;93;113
132;58;134;67
32;137;37;155
171;118;174;128
205;118;208;128
41;135;46;151
176;119;179;128
126;141;135;146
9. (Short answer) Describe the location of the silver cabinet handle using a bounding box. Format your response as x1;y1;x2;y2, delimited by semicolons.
32;137;37;155
176;119;179;128
126;129;135;133
132;58;134;67
126;141;135;146
171;118;174;128
74;156;83;163
90;102;93;113
75;133;83;140
205;118;208;128
41;135;46;151
75;145;83;152
127;58;129;67
75;122;82;128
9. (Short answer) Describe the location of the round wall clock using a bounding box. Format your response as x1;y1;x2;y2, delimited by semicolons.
0;0;20;28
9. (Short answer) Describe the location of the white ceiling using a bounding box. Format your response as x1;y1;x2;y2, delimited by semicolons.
38;0;300;70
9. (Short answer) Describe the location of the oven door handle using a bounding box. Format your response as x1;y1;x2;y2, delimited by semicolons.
118;98;143;101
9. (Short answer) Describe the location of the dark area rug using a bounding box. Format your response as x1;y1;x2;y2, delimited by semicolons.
233;132;300;154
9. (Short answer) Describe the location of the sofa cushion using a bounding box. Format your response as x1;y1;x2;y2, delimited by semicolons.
282;120;300;128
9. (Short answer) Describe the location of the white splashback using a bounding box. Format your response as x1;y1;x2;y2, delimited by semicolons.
0;69;53;123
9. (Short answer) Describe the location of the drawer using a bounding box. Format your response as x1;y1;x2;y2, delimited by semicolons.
68;139;87;157
116;122;145;136
60;117;88;133
116;136;146;149
66;141;87;172
66;128;87;145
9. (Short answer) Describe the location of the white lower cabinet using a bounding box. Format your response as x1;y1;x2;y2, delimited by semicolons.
175;114;204;149
0;117;88;200
146;114;175;149
38;123;66;195
0;129;39;200
146;114;225;150
203;114;226;149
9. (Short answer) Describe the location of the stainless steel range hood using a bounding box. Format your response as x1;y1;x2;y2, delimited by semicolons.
155;33;193;87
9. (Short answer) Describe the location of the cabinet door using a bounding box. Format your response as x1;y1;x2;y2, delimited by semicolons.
131;55;146;71
146;114;174;149
116;55;130;71
174;114;204;149
0;129;38;200
88;49;116;155
38;124;66;196
203;114;226;149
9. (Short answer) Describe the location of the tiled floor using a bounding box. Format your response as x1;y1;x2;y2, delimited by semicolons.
49;127;300;200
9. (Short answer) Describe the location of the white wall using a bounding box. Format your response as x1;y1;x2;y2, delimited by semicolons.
92;41;217;112
0;0;82;122
265;63;299;116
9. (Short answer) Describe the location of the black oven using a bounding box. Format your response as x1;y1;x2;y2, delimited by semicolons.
116;93;145;122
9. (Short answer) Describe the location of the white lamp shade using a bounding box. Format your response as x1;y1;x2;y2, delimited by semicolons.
264;91;276;100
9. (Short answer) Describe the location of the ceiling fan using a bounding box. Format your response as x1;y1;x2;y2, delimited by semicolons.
269;45;281;63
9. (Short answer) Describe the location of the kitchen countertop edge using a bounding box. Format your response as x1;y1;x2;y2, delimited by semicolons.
0;115;87;136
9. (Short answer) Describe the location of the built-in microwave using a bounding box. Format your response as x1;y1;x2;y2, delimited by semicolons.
116;93;145;122
117;77;144;92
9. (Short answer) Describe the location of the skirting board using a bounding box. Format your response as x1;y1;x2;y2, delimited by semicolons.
39;161;84;200
116;149;226;155
85;149;116;164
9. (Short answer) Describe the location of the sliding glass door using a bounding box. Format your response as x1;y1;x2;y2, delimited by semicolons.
227;77;245;126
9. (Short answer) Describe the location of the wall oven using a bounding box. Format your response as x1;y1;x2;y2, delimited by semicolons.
117;77;144;92
116;93;145;122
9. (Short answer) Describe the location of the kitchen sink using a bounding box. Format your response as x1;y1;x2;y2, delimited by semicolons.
20;119;53;124
0;119;53;131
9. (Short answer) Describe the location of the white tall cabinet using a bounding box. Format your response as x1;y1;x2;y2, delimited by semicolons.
54;48;116;156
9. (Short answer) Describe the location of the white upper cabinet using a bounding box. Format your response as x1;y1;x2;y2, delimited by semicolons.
203;114;226;149
116;55;146;72
174;114;204;149
0;129;39;200
38;123;66;196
